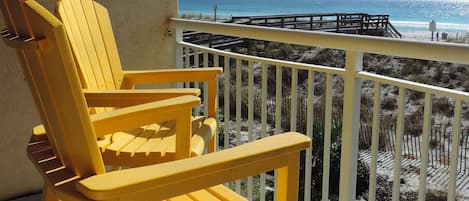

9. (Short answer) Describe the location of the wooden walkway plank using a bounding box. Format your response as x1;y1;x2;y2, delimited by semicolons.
360;150;469;196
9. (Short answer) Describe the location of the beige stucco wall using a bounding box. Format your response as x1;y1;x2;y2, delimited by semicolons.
97;0;179;70
0;0;177;199
0;35;43;200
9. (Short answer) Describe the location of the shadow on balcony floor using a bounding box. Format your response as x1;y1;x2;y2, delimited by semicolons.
9;193;41;201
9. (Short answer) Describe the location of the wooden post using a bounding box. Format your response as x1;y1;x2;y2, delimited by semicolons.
336;16;340;32
310;16;313;30
360;14;364;34
385;15;389;30
213;3;217;22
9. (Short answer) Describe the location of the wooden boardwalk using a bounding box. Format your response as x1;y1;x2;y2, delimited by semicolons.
230;13;401;38
360;150;469;198
184;13;401;50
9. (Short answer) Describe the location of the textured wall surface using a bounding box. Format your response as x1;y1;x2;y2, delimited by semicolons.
97;0;178;70
0;36;43;200
0;0;177;199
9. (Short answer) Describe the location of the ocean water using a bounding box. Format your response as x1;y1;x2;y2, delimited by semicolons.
179;0;469;39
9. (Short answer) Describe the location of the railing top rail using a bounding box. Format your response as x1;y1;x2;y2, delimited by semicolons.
367;14;389;18
171;18;469;65
180;41;345;75
231;13;370;20
358;72;469;101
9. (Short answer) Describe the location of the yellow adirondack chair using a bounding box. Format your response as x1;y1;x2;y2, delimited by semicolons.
1;1;310;200
28;0;222;166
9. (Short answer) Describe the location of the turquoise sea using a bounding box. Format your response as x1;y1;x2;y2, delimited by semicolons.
179;0;469;38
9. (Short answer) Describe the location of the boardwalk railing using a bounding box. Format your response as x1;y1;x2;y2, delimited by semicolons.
170;18;469;201
183;13;401;51
231;13;402;38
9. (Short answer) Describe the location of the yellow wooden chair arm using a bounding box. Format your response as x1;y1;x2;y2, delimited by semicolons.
77;133;311;201
83;89;201;107
122;67;222;85
121;68;222;117
90;95;200;136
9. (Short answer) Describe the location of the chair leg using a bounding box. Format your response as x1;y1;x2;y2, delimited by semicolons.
208;135;216;153
42;184;57;201
275;152;300;201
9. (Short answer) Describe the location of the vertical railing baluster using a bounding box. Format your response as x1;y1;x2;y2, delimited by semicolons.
260;63;268;201
339;51;363;201
175;32;183;88
194;48;200;115
194;47;199;66
274;65;283;201
322;73;333;201
223;56;230;187
448;100;462;201
304;70;314;201
435;126;439;167
430;128;435;168
184;47;190;88
213;54;219;150
368;82;381;201
223;56;230;150
463;132;469;170
275;65;283;134
417;93;433;201
392;87;406;201
460;128;466;176
417;126;421;159
390;123;395;155
247;60;254;201
214;54;219;121
291;68;297;132
203;52;209;117
235;59;242;194
203;52;209;67
214;53;219;68
403;133;408;157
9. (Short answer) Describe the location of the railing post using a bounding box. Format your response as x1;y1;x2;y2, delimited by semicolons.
339;51;362;201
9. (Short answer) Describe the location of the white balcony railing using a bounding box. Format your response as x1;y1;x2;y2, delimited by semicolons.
170;18;469;201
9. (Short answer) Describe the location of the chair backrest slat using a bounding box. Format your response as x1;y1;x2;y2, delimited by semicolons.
93;2;123;88
56;0;123;90
2;0;106;177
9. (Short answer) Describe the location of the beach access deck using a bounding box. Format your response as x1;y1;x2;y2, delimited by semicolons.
183;13;402;49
